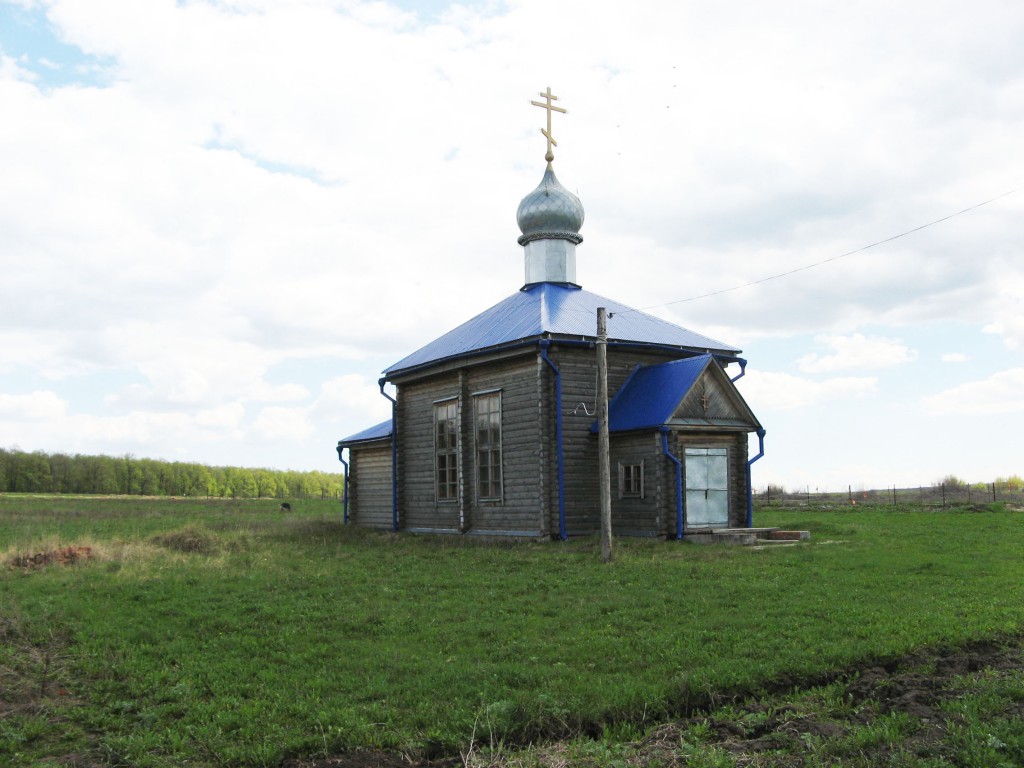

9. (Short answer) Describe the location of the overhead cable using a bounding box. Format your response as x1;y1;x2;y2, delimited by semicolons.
625;187;1019;312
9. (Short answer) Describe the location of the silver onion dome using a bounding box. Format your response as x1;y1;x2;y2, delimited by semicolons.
516;165;584;246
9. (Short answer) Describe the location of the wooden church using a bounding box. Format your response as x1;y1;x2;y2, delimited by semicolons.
337;91;765;540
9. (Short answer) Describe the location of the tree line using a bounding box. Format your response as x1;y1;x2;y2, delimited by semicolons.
0;448;344;500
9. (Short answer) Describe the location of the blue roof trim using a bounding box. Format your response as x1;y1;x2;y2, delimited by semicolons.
338;419;393;446
384;283;740;376
594;354;714;433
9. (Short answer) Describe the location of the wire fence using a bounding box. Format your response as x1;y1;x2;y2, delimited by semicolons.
754;482;1024;509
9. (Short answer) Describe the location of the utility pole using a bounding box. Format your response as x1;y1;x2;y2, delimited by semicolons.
597;307;613;563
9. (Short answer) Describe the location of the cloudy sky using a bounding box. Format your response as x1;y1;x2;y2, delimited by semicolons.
1;0;1021;492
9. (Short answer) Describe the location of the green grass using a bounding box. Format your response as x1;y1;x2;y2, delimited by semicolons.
0;494;313;548
1;497;1023;766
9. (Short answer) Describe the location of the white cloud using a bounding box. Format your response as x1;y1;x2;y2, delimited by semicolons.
1;0;1022;483
251;406;315;443
0;391;68;420
922;368;1024;415
0;52;29;81
310;374;391;424
982;261;1024;348
195;402;246;430
738;370;878;411
941;353;969;363
798;333;918;373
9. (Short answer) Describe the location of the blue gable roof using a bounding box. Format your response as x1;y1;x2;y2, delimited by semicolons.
337;419;392;447
593;353;761;434
384;283;740;377
604;355;714;432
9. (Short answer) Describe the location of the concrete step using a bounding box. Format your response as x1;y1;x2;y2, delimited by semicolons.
683;527;811;545
712;531;760;545
768;530;812;541
684;527;773;545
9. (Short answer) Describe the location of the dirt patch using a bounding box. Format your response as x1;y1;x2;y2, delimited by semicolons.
150;526;219;554
7;545;94;570
281;752;459;768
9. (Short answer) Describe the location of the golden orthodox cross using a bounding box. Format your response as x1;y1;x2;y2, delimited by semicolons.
530;86;566;163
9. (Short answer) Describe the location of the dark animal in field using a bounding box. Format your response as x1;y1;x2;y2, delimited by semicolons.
280;502;292;512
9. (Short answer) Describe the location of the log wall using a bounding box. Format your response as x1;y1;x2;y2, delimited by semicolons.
348;443;393;529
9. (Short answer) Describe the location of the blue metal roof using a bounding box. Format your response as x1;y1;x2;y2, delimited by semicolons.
337;419;392;446
384;283;740;376
604;355;713;432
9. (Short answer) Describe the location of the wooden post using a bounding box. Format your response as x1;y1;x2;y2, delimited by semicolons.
597;307;613;563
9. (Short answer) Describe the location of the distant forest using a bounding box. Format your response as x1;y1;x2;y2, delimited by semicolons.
0;448;344;499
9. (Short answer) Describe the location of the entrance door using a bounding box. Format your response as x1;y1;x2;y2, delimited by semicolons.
684;448;729;528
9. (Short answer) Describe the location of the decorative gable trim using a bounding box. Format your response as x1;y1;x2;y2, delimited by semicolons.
672;363;760;429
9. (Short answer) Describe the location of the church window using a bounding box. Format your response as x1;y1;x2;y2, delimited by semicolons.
434;399;458;502
619;461;644;499
474;392;502;501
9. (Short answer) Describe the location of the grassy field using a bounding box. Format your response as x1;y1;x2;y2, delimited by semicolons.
1;495;1022;767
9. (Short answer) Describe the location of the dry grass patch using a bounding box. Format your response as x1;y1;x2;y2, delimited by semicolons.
3;529;235;578
149;524;220;555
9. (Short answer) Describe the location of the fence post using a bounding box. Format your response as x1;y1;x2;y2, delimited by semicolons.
892;485;896;505
941;483;946;507
992;482;996;502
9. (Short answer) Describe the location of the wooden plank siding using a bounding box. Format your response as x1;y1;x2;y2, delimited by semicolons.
348;444;393;529
394;353;545;535
608;431;666;537
677;370;742;421
551;347;600;535
395;376;462;532
465;356;544;533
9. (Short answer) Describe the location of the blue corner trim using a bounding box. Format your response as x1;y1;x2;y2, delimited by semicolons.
335;444;349;524
730;357;748;383
661;428;685;540
378;378;399;533
539;341;567;540
746;429;766;527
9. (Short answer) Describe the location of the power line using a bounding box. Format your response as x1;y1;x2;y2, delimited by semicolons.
627;187;1019;312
